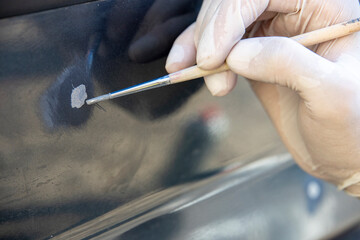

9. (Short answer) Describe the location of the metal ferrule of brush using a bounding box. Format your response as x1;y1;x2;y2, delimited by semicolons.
109;75;171;99
86;76;171;105
86;93;111;105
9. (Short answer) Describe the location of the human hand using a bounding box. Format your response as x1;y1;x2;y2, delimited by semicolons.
166;0;360;196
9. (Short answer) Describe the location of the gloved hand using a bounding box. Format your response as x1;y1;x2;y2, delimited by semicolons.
166;0;360;196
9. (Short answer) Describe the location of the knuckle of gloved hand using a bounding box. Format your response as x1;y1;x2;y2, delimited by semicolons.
240;0;268;26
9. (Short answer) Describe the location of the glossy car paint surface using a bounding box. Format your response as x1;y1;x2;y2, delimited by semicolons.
1;0;360;239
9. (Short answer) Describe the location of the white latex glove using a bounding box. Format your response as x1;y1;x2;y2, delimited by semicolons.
166;0;360;196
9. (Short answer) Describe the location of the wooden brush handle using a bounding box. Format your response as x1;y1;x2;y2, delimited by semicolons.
292;17;360;46
169;17;360;84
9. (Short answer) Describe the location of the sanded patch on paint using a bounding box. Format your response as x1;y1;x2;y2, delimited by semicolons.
71;84;87;108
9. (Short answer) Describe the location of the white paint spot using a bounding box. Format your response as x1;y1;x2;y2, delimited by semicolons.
71;84;87;108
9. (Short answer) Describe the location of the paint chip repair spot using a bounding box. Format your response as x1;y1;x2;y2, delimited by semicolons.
71;84;87;108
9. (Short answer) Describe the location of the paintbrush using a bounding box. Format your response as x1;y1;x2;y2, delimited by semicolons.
86;18;360;105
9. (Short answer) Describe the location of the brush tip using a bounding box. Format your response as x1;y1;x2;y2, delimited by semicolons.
86;94;111;105
85;99;95;105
